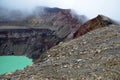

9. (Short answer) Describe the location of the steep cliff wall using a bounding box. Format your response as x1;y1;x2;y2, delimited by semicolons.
0;7;82;60
0;27;61;59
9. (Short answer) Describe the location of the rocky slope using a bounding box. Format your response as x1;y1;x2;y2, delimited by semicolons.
0;7;81;59
74;15;117;38
0;25;120;80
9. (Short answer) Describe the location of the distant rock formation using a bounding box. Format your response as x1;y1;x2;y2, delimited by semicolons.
0;7;82;38
0;25;120;80
0;7;82;60
74;15;117;38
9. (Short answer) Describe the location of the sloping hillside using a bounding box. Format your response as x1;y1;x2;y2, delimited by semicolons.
0;25;120;80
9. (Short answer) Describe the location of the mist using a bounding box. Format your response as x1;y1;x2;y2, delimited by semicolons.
0;0;120;23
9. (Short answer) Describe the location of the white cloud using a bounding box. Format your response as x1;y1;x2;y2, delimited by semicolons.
0;0;120;21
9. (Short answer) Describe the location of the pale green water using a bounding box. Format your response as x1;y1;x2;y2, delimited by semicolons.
0;56;33;74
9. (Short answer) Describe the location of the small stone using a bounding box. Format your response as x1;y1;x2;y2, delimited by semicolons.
80;52;83;54
91;50;94;53
71;49;74;52
104;47;108;50
47;55;51;57
77;65;80;68
5;72;12;75
63;64;68;68
97;76;102;80
83;41;87;44
95;49;101;53
76;59;82;62
56;56;60;60
69;52;72;55
54;63;59;66
116;44;120;47
45;78;49;80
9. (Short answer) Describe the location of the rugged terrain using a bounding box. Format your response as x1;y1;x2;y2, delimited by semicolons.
0;7;120;80
74;15;117;38
0;7;81;59
0;7;118;61
0;25;120;80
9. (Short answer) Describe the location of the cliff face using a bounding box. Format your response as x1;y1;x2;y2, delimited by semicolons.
0;25;120;80
0;7;81;59
0;7;81;38
0;28;60;59
74;15;116;38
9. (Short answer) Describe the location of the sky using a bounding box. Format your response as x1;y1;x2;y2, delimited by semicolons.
0;0;120;22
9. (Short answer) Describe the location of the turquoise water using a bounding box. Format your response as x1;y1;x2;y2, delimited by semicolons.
0;56;33;74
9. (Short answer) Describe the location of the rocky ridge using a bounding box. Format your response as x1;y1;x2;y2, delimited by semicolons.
0;7;81;38
74;15;116;38
0;25;120;80
0;7;81;59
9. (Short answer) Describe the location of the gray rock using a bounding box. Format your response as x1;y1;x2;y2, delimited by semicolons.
0;25;120;80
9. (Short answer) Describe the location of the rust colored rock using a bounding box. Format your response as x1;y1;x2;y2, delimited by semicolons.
74;15;116;38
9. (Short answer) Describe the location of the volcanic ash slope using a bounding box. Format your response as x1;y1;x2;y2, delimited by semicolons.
0;25;120;80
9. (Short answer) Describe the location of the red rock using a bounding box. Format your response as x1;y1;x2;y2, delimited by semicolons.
74;15;116;38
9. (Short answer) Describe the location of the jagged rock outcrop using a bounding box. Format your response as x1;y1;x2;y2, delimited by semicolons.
0;25;120;80
74;15;117;38
0;7;82;59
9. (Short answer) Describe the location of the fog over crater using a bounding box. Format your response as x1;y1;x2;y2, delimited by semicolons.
0;0;120;23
